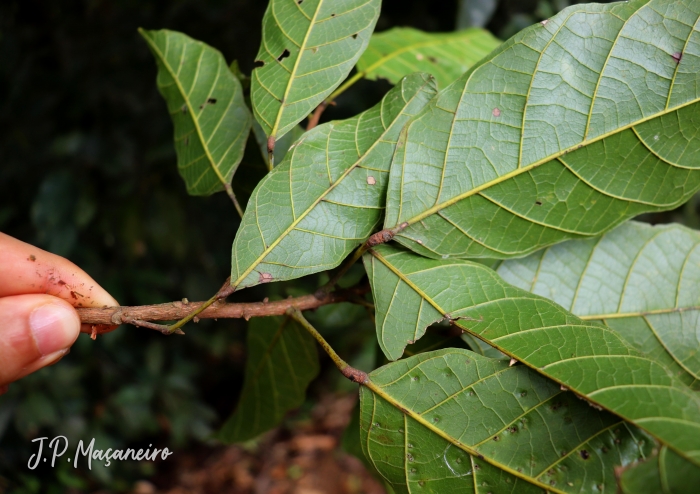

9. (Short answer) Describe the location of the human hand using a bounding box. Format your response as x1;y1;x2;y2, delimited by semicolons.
0;232;118;394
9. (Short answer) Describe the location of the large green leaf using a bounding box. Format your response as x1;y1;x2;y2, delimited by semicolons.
364;244;700;465
383;0;700;259
230;73;437;291
251;0;381;141
355;27;500;89
218;316;319;443
619;446;700;494
360;348;655;493
495;221;700;390
140;29;252;196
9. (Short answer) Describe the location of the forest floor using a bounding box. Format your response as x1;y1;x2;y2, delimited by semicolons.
133;394;386;494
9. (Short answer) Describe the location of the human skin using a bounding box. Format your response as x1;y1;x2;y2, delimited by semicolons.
0;232;118;393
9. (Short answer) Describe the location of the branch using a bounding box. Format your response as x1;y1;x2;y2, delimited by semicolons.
306;101;329;131
76;286;370;330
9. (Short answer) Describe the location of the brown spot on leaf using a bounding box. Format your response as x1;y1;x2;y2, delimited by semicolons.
367;176;376;185
352;33;358;40
259;272;274;283
492;107;501;118
535;200;542;206
673;52;683;63
427;56;438;64
580;450;590;460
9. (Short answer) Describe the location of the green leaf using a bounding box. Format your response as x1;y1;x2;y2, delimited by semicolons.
364;244;700;465
619;446;700;494
355;27;500;89
251;0;381;141
495;221;700;390
383;0;700;259
252;121;305;167
140;29;252;196
360;348;655;493
218;316;319;443
230;73;437;291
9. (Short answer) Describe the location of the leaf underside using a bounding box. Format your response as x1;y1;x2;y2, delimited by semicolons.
252;121;305;167
141;29;252;196
218;316;319;443
356;27;501;89
619;446;700;494
364;244;700;466
383;0;700;259
496;221;700;390
231;73;437;291
251;0;381;140
361;349;655;494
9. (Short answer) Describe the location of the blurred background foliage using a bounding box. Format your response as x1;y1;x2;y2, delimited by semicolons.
1;0;695;492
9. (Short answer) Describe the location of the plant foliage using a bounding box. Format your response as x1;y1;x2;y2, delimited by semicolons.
251;0;381;141
141;29;252;197
136;0;700;490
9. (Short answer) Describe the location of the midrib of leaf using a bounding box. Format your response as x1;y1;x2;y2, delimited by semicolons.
232;79;430;287
139;29;229;188
269;0;324;139
362;378;567;493
398;96;700;231
368;247;700;463
578;307;700;320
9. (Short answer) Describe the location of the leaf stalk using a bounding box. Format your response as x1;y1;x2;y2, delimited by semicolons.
285;307;368;384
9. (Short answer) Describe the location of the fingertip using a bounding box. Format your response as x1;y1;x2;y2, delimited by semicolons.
29;300;80;356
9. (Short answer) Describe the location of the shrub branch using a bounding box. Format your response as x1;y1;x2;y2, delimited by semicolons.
77;286;370;332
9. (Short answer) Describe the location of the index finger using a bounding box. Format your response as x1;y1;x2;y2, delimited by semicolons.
0;232;119;309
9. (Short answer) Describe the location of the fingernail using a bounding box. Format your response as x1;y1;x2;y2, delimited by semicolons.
29;304;79;356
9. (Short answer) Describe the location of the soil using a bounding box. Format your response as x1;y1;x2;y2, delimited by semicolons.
131;394;386;494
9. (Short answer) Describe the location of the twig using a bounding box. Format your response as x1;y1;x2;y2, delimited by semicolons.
224;183;245;218
286;307;368;384
314;243;369;299
307;101;332;131
76;286;370;327
267;135;275;171
314;224;409;300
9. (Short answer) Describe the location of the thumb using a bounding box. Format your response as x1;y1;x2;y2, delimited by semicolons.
0;294;80;388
